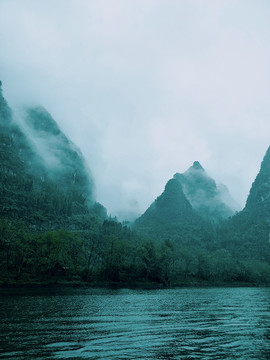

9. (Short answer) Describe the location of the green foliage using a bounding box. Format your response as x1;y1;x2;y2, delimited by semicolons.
245;147;270;218
0;214;270;286
217;210;270;263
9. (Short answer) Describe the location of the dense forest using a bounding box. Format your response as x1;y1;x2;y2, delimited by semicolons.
1;215;270;287
1;81;270;287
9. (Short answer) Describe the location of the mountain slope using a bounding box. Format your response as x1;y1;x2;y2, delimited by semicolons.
0;82;44;219
134;178;212;246
22;106;95;204
0;81;106;227
218;147;270;263
136;178;194;224
244;147;270;219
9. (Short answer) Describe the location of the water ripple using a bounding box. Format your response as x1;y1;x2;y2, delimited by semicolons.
1;287;270;359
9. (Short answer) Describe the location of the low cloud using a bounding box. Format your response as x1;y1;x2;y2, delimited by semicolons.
1;0;270;219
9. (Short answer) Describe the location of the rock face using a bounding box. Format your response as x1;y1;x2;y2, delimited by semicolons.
174;161;237;224
0;81;105;226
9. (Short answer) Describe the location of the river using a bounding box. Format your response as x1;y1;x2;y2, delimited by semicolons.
1;287;270;359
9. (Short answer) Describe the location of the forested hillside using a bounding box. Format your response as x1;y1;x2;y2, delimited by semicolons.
216;146;270;269
1;81;270;287
0;82;106;228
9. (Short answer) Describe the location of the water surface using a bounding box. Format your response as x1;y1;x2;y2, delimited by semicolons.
1;287;270;359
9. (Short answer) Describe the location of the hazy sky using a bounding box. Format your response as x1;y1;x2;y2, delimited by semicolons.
1;0;270;219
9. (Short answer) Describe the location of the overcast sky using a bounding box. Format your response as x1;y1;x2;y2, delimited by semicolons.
1;0;270;219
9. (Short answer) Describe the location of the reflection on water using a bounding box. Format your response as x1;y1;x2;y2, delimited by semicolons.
1;287;270;359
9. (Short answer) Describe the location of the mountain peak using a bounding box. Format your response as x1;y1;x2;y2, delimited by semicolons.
174;161;236;223
191;161;204;171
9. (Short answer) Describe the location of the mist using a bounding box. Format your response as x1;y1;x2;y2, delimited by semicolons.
1;0;270;220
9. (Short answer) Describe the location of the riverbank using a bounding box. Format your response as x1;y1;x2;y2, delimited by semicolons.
1;278;267;291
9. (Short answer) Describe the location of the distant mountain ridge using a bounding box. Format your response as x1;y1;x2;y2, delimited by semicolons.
1;79;270;261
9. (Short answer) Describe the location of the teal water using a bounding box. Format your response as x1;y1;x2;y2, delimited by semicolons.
1;287;270;359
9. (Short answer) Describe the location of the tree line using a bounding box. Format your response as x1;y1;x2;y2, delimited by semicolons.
1;216;270;287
